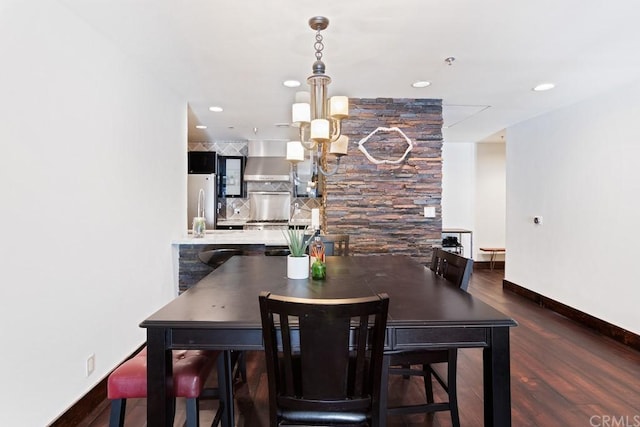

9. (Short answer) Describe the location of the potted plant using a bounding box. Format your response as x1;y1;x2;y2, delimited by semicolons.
283;228;311;279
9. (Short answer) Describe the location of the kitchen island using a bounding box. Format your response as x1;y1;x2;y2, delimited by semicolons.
172;229;301;293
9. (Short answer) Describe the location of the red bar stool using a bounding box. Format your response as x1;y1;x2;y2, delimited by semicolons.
107;346;222;427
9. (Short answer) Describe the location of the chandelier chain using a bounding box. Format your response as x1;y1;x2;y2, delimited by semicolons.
314;30;324;62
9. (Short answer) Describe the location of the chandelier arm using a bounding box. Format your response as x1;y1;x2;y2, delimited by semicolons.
298;124;317;150
300;140;317;150
329;119;343;142
291;163;301;184
317;156;342;176
298;125;306;142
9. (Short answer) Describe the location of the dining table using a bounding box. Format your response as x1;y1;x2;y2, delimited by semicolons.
140;254;517;426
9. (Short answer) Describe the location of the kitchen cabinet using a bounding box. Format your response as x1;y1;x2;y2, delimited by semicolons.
217;156;245;198
188;151;216;174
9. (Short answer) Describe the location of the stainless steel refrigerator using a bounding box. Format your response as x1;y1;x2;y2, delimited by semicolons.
187;174;216;231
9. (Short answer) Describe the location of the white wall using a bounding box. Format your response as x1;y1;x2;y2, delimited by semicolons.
506;79;640;335
0;2;187;425
475;143;506;262
442;142;506;260
442;143;476;256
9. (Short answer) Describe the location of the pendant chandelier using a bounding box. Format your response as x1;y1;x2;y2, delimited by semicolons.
286;16;349;177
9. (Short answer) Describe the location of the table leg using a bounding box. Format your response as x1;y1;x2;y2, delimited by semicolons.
483;327;512;426
147;328;173;426
376;354;389;427
218;350;235;427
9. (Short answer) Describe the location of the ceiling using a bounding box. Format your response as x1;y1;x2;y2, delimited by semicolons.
61;0;640;144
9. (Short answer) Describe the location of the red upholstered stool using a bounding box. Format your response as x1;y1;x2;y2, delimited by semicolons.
107;346;222;427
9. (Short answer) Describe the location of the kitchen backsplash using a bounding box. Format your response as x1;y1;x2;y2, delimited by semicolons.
218;196;320;222
188;141;246;157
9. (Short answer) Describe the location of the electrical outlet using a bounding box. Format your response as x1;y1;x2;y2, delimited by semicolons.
86;354;95;377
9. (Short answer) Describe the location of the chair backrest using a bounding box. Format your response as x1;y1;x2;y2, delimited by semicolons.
259;291;389;426
320;234;350;256
430;248;473;291
429;247;441;272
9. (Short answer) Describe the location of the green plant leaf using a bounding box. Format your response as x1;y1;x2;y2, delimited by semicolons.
282;229;311;257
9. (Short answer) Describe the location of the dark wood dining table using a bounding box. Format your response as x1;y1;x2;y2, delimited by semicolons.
141;254;517;426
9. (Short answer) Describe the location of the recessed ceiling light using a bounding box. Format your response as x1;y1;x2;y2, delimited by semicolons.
195;125;207;129
283;80;301;88
412;81;431;88
209;106;223;112
533;83;555;92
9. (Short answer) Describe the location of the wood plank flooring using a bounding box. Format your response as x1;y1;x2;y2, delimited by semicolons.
83;269;640;426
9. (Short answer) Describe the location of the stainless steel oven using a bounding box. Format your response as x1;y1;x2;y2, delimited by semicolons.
245;191;290;230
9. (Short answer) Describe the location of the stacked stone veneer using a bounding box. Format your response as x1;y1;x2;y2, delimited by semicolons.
324;98;442;265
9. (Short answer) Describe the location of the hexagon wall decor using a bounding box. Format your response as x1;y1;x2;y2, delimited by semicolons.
356;126;413;165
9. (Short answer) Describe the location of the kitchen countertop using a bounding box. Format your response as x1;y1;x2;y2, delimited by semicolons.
175;218;313;245
173;229;293;245
216;219;312;227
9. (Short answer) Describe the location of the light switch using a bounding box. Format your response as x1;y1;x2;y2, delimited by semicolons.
424;206;436;218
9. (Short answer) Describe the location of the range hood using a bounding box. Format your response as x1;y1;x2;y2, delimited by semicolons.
244;140;291;182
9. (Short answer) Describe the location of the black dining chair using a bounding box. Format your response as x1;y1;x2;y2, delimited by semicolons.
429;246;441;272
259;291;389;427
430;247;473;291
387;248;473;427
320;234;350;256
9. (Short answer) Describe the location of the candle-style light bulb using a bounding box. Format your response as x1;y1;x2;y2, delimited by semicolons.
310;119;330;143
329;96;349;119
329;135;349;155
292;103;311;125
286;141;305;162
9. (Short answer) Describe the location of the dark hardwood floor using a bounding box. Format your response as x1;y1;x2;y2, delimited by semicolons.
83;269;640;426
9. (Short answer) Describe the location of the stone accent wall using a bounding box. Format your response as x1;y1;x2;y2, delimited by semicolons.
324;98;442;265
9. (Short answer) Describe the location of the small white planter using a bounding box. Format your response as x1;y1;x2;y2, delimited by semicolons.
287;254;309;279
